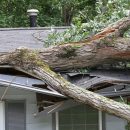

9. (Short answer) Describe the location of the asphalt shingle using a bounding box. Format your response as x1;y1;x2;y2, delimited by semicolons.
0;27;68;52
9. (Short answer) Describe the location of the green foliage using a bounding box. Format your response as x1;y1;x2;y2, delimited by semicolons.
59;0;97;25
0;0;96;27
45;0;130;46
0;0;29;27
45;23;90;46
126;122;130;130
0;0;62;27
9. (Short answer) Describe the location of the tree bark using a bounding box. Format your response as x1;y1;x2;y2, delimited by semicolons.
0;17;130;121
39;37;130;70
37;17;130;70
0;48;130;121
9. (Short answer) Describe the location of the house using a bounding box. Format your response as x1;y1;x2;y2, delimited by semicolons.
0;27;129;130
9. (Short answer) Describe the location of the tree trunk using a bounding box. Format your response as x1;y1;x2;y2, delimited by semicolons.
0;17;130;121
61;4;74;26
37;17;130;70
0;48;130;121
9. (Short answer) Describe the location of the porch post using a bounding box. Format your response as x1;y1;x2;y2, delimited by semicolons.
99;110;103;130
55;112;59;130
0;101;5;130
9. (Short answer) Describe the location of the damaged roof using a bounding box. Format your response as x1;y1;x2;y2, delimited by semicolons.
0;27;130;113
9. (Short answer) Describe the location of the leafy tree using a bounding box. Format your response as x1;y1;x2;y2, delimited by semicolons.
0;0;97;27
45;0;130;46
59;0;97;25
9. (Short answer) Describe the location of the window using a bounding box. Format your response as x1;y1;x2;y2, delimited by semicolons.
5;101;26;130
59;104;98;130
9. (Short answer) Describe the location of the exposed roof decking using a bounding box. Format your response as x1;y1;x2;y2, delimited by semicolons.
0;74;65;98
66;69;130;89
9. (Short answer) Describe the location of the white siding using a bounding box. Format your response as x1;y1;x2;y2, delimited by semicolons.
0;87;52;130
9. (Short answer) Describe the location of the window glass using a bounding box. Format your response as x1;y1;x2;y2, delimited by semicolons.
59;104;98;130
5;101;26;130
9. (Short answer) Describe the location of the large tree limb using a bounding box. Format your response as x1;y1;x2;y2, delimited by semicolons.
38;37;130;70
37;17;130;70
34;65;130;122
1;17;130;71
0;48;130;121
87;17;130;41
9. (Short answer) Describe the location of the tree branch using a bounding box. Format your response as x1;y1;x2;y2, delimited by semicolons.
0;48;130;121
86;17;130;42
37;37;130;70
33;65;130;121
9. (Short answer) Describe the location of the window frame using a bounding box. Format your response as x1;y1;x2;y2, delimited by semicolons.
5;100;26;130
54;105;105;130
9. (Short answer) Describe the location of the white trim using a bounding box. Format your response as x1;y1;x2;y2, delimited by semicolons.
55;112;59;130
0;79;65;98
44;100;80;114
0;101;5;130
99;110;103;130
27;9;39;16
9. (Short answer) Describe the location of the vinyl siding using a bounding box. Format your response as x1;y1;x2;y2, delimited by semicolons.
0;87;52;130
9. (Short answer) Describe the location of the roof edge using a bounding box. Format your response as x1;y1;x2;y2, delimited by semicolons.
0;26;70;31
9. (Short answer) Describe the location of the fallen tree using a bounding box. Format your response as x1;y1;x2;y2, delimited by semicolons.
1;17;130;121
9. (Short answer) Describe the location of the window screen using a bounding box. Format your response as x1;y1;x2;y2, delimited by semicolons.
59;104;98;130
5;101;26;130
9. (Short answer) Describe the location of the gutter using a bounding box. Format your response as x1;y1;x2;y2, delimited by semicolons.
0;79;65;98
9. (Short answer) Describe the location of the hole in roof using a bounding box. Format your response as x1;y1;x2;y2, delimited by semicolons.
0;67;36;78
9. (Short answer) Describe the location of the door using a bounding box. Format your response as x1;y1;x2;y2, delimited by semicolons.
5;101;26;130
